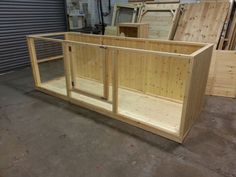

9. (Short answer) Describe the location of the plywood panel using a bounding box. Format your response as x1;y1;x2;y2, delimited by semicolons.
181;45;213;136
207;50;236;97
174;2;230;46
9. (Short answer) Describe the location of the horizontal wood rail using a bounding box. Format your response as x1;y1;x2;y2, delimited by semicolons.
72;87;112;104
37;55;63;64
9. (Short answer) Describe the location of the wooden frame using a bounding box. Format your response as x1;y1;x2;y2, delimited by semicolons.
138;3;181;39
27;32;213;143
118;23;149;38
111;3;140;26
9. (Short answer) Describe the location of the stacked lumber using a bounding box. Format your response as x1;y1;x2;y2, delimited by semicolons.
172;1;236;98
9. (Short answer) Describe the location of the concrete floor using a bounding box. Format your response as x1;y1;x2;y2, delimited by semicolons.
0;67;236;177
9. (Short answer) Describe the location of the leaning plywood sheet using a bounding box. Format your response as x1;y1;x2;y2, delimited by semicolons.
138;3;180;39
174;2;230;47
206;50;236;98
225;2;236;50
217;0;235;49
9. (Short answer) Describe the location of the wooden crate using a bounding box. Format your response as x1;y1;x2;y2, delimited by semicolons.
27;32;213;143
118;23;149;38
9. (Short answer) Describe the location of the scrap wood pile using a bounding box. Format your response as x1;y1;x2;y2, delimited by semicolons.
105;0;236;98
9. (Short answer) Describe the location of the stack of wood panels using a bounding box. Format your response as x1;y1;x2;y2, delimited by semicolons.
172;1;236;98
224;1;236;50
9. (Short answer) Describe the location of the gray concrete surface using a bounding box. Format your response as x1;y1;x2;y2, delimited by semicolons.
0;67;236;177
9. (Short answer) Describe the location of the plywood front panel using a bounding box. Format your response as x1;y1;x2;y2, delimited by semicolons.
174;2;230;46
72;44;104;82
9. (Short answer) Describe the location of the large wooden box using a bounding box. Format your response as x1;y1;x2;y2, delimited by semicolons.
27;32;213;143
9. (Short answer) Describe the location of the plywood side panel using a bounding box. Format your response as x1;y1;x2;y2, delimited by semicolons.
181;45;213;137
206;50;236;97
174;2;230;46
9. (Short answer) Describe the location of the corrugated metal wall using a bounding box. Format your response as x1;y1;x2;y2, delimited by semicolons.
0;0;67;74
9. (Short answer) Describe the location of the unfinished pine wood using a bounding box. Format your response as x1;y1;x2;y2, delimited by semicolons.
180;45;213;137
206;50;236;98
174;2;230;47
66;33;202;101
41;76;182;134
226;3;236;50
27;32;213;143
138;3;180;39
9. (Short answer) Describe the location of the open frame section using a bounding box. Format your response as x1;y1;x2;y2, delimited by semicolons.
27;32;213;143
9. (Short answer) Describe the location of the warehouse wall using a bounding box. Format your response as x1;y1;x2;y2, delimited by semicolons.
0;0;67;74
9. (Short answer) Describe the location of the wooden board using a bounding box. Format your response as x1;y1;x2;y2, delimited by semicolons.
41;77;182;134
174;2;230;47
138;3;180;39
67;33;203;101
206;50;236;98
